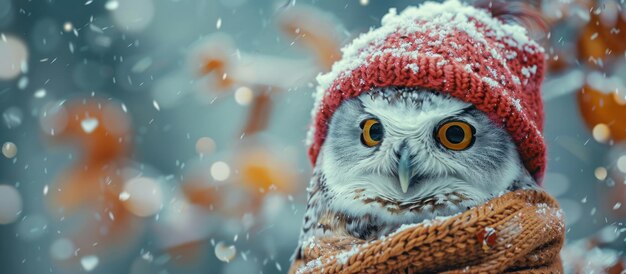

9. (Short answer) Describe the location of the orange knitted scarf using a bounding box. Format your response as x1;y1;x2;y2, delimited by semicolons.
290;189;565;274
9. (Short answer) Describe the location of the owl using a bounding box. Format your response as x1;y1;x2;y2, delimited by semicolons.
293;88;537;259
292;0;548;262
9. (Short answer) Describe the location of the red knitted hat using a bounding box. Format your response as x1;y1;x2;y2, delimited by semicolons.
306;0;546;183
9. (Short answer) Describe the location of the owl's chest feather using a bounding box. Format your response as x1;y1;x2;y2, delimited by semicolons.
307;177;418;241
316;208;398;240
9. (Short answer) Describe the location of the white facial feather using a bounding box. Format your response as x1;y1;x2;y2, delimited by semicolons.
318;87;534;225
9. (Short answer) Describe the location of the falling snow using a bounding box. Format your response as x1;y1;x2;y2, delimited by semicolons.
0;0;624;273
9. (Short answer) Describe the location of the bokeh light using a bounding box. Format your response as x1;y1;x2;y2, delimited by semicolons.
122;177;163;217
214;242;237;263
0;185;22;224
50;238;75;261
105;0;119;11
110;0;155;32
62;22;73;32
210;161;231;182
595;167;608;181
2;107;22;129
80;117;99;134
195;137;216;156
559;199;582;226
16;214;47;241
0;35;28;80
80;255;100;272
234;86;253;106
1;141;17;158
617;155;626;173
592;123;611;143
39;101;68;136
543;172;571;197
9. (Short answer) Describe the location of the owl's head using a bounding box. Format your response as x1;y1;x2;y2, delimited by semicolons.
318;87;534;219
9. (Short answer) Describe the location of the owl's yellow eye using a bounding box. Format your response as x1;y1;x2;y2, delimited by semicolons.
436;120;475;151
360;119;383;147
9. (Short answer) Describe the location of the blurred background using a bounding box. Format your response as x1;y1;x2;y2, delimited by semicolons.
0;0;626;273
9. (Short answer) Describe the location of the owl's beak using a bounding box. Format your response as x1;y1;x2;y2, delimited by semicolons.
398;149;412;193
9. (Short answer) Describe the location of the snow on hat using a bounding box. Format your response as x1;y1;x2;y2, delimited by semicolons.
306;0;547;182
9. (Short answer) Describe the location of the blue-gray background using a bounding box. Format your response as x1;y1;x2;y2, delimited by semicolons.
0;0;623;273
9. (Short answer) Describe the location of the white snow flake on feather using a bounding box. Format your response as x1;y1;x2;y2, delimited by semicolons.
306;0;541;145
